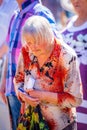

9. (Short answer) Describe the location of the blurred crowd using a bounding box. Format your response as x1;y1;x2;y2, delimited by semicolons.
0;0;87;130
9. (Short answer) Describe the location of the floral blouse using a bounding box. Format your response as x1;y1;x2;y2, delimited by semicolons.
15;39;83;130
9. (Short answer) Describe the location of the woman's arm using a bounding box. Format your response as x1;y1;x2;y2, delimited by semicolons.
14;51;40;107
13;52;25;101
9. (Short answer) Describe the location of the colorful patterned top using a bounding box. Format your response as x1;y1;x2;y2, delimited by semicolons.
5;0;58;96
15;39;83;130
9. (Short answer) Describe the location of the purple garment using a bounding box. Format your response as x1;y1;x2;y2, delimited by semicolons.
61;16;87;130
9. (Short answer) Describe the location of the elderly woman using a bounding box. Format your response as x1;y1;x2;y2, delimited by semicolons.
14;15;83;130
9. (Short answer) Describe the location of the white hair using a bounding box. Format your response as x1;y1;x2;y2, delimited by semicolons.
22;15;54;46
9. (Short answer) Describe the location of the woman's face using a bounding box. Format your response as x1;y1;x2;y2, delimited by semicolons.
71;0;87;15
23;33;47;57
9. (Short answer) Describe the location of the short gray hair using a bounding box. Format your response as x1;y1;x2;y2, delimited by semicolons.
22;15;54;46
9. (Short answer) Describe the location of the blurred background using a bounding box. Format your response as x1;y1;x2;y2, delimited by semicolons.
42;0;74;30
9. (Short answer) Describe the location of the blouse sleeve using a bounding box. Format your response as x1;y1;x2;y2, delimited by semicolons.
57;50;83;108
14;50;25;89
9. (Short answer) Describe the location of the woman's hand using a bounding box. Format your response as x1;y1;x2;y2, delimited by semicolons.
26;89;58;105
18;90;40;107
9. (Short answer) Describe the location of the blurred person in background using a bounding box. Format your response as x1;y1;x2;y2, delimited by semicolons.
0;0;18;130
0;0;59;129
61;0;87;129
0;0;18;79
42;0;72;30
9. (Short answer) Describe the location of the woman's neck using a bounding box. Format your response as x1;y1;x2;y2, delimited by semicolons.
17;0;33;10
74;13;87;26
37;44;54;68
17;0;24;9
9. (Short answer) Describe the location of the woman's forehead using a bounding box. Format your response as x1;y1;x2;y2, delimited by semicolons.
23;33;35;42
